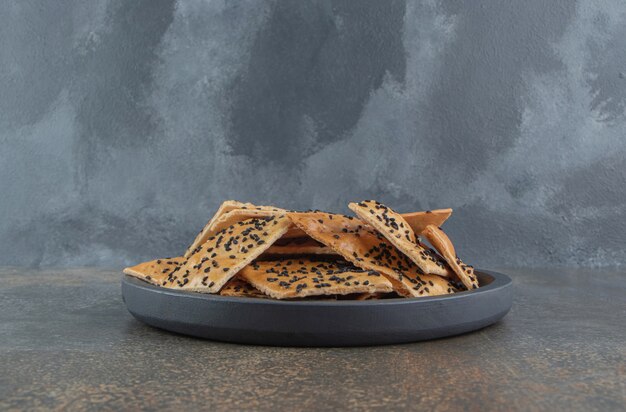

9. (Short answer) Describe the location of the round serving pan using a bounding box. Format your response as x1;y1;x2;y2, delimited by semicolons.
121;270;512;346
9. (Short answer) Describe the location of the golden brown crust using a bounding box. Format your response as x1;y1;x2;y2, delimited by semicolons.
422;225;479;290
219;277;267;298
123;257;186;286
166;215;291;293
239;257;393;299
348;200;452;278
287;212;458;298
401;208;452;234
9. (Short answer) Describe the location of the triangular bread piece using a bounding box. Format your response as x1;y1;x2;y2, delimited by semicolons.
239;257;393;299
166;215;291;293
185;200;253;257
185;202;307;257
263;237;337;256
422;225;479;290
123;257;186;286
288;212;458;297
205;209;310;245
402;208;452;234
196;208;278;249
349;200;452;278
219;277;267;298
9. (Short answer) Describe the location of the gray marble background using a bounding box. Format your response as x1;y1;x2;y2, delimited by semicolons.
1;0;625;268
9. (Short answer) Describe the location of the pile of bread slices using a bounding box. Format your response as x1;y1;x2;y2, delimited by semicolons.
123;200;479;300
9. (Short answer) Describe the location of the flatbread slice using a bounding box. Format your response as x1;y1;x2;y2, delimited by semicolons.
422;225;479;290
239;257;393;299
402;208;452;234
262;237;337;256
349;200;452;277
200;208;278;246
219;277;267;298
287;212;458;297
123;257;183;285
166;215;291;293
123;257;186;286
185;202;308;257
208;209;310;243
185;200;252;257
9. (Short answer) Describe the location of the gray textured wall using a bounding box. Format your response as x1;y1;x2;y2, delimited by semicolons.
1;0;625;268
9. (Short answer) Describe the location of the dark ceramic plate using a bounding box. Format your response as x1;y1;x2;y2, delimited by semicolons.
121;270;512;346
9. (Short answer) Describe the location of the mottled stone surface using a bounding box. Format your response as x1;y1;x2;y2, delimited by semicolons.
1;267;624;411
1;1;626;269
